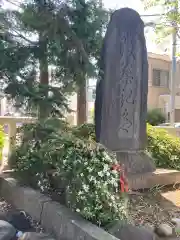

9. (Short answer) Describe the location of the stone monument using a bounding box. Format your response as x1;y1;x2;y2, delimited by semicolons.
95;8;156;174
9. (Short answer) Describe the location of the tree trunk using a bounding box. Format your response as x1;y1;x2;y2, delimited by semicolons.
77;79;87;125
37;1;49;120
39;33;49;119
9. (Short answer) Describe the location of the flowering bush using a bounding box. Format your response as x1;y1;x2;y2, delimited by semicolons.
46;133;127;226
10;120;128;227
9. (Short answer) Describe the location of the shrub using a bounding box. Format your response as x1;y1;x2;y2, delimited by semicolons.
46;133;127;226
10;118;69;189
147;109;166;126
72;123;95;141
147;124;180;170
10;119;128;227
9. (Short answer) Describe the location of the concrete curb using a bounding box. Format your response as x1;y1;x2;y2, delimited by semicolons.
129;169;180;190
0;177;119;240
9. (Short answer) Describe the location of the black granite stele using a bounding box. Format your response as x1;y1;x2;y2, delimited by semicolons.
95;8;155;174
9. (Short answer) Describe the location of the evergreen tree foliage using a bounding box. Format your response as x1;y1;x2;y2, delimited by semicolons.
0;0;108;119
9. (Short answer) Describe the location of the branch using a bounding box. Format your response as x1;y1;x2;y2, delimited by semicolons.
0;13;37;45
10;30;37;45
0;31;15;44
56;3;90;64
3;0;22;9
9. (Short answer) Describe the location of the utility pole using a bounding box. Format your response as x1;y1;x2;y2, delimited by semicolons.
170;1;178;126
86;78;89;122
170;30;177;125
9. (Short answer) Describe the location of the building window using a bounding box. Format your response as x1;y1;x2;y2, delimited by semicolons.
153;69;169;88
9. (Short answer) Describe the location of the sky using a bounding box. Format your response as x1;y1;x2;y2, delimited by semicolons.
102;0;171;53
103;0;144;12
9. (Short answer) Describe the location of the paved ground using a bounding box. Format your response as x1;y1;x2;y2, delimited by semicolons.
161;189;180;208
0;196;44;239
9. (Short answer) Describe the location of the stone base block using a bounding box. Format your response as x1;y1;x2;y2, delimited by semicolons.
128;169;180;190
116;151;156;174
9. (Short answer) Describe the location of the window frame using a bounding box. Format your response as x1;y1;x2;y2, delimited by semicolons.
152;68;170;88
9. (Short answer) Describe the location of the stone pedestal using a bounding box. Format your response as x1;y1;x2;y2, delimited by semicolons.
116;151;155;174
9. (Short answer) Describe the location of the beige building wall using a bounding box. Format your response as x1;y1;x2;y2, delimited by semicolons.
147;53;180;122
67;52;180;123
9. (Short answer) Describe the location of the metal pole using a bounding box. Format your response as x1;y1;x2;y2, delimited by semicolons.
170;2;177;126
86;78;89;123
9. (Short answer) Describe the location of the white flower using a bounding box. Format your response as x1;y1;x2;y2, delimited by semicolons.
98;171;103;177
89;176;96;182
83;184;89;192
103;164;109;171
110;195;115;200
87;167;93;172
106;172;110;176
78;191;83;195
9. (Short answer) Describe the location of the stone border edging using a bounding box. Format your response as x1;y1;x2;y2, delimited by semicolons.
0;177;119;240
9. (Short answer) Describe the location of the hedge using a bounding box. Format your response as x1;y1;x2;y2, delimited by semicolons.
147;124;180;170
147;108;166;126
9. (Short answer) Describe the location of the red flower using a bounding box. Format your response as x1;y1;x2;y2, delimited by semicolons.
112;164;128;193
